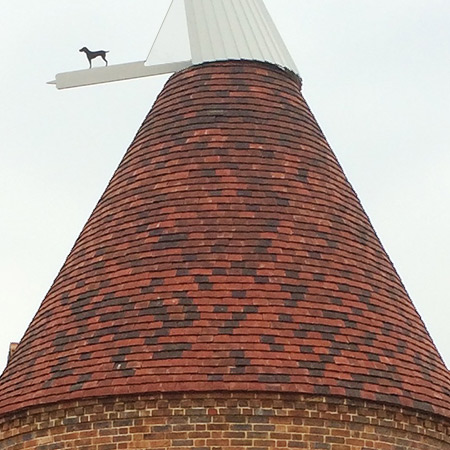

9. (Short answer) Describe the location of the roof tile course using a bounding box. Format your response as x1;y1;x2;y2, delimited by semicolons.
0;61;449;418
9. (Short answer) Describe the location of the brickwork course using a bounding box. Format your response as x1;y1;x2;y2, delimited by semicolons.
0;60;449;448
0;394;449;450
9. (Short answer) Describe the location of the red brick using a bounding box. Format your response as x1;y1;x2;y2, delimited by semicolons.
2;393;448;449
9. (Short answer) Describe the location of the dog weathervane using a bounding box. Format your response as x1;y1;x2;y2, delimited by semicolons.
79;47;109;69
48;0;298;90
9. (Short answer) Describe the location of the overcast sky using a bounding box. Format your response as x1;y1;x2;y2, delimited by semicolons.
0;0;449;373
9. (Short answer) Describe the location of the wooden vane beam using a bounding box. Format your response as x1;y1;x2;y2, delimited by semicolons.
48;60;192;90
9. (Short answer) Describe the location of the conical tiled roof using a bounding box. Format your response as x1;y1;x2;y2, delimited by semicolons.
1;61;449;418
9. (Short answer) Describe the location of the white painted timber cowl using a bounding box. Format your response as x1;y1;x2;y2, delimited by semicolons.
182;0;298;73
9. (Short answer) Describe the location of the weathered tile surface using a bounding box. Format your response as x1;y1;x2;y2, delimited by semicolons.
0;61;448;419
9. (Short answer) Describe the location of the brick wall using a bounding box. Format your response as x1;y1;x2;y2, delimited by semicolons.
0;393;449;449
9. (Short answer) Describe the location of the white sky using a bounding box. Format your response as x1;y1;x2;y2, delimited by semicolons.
0;0;449;373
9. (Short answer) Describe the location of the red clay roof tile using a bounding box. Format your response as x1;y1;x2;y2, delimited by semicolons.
0;61;448;419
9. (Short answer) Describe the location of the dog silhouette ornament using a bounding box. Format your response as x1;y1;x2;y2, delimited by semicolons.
79;47;109;68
